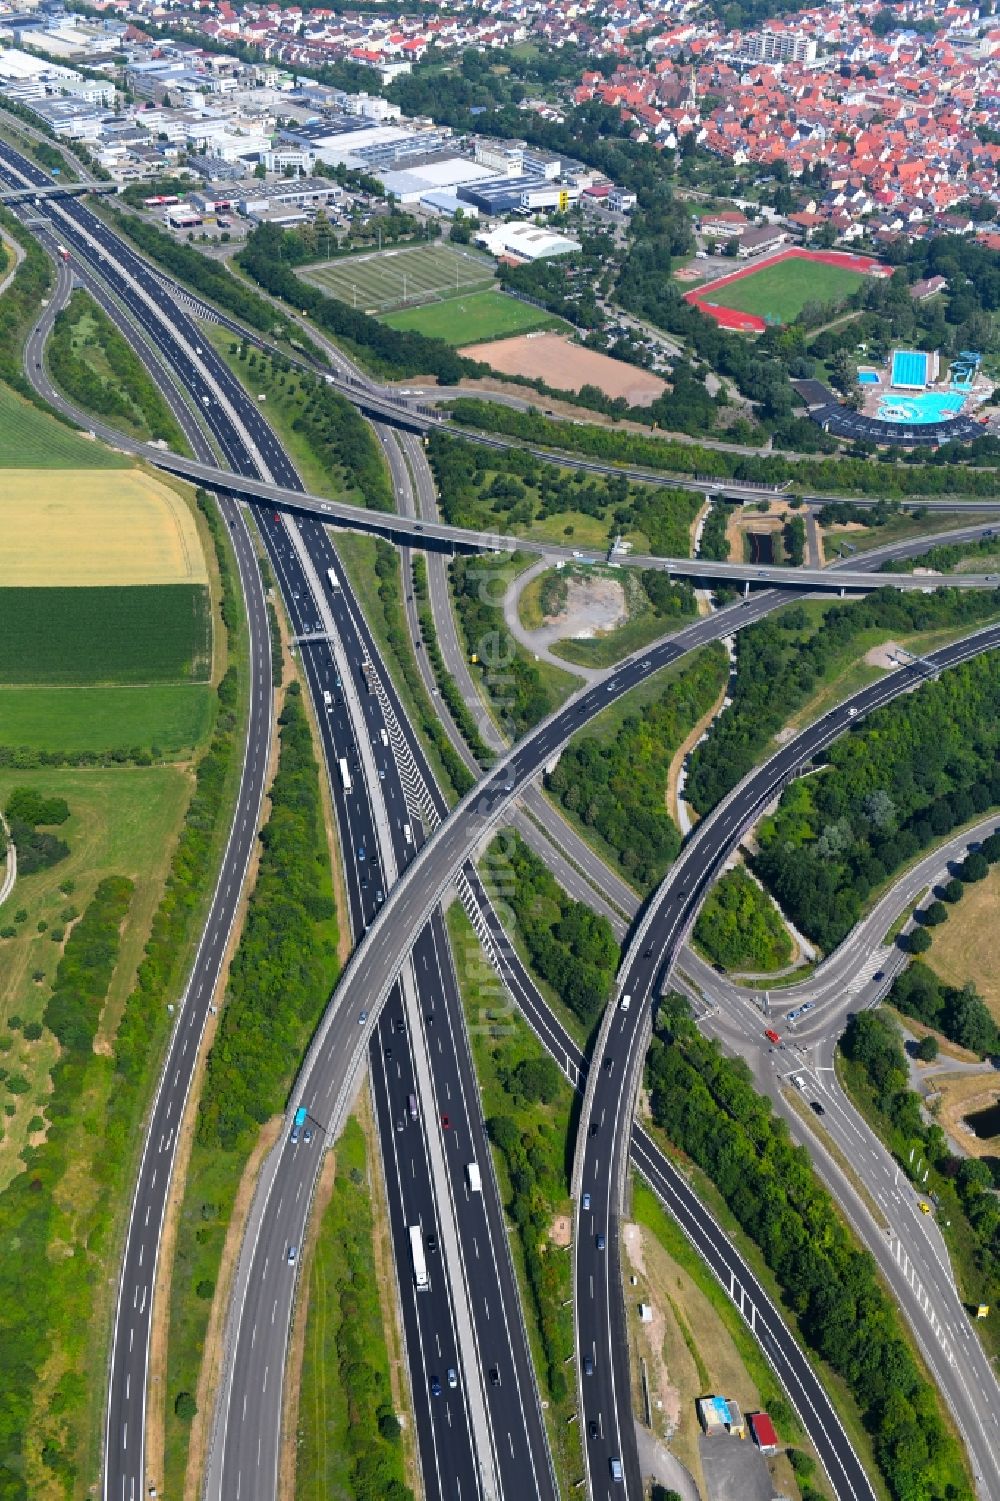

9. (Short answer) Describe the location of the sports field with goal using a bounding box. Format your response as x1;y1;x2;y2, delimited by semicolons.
297;242;496;313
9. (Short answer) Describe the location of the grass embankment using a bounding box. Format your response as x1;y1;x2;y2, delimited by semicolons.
47;289;190;450
0;491;252;1497
821;510;1000;560
201;322;393;510
446;902;580;1495
631;1183;828;1501
162;685;341;1496
451;551;577;737
410;553;494;766
296;1114;415;1501
335;532;474;800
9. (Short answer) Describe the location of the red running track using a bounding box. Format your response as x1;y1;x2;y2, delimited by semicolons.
684;247;886;332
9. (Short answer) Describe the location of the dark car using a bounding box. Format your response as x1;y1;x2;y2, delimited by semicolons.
427;1232;438;1254
430;1375;442;1397
588;1122;599;1138
588;1419;599;1440
489;1366;501;1387
583;1354;594;1376
810;1100;826;1117
596;1233;606;1251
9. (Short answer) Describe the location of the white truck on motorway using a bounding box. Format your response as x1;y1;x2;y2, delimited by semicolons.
338;757;352;793
465;1161;482;1193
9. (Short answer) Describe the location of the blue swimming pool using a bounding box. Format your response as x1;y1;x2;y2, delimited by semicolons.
857;370;880;385
891;350;929;388
876;392;965;424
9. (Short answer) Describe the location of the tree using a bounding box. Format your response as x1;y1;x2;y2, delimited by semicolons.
921;900;948;926
174;1391;197;1420
916;1034;939;1062
962;851;989;882
906;927;932;954
941;877;964;903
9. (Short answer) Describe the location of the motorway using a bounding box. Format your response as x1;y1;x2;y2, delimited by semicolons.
7;149;996;1501
576;624;1000;1501
6;143;559;1497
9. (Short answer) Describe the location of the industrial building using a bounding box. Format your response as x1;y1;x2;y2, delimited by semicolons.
476;220;581;262
697;1395;746;1438
456;174;554;216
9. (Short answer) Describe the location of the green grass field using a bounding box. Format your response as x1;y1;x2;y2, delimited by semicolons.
0;585;212;683
0;684;214;756
0;382;127;468
299;241;495;312
383;288;562;345
703;257;868;324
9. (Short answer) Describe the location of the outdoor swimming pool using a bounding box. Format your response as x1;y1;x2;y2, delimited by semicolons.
857;370;880;385
891;349;929;388
876;392;966;424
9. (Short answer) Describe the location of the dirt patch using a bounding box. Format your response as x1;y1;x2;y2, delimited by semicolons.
864;638;905;670
546;574;627;638
458;331;667;405
550;1213;572;1248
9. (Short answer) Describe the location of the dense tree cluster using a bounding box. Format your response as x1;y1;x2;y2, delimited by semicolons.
447;398;1000;498
233;341;393;511
889;963;1000;1057
197;685;339;1151
368;541;474;798
546;646;728;889
0;873;134;1493
500;832;619;1027
753;650;1000;951
4;786;71;876
693;867;792;972
428;430;700;556
687;589;1000;816
650;996;973;1501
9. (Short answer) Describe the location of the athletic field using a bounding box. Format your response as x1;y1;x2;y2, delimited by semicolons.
383;289;561;345
686;249;882;331
298;242;495;313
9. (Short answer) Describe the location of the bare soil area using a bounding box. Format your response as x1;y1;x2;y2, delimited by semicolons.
547;575;628;638
458;331;667;405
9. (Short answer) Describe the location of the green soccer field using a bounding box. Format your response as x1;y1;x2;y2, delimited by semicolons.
0;382;128;468
299;242;495;311
382;289;562;345
701;258;868;324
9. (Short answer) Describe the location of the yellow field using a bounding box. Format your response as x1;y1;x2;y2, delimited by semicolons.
928;866;1000;1019
2;469;208;585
